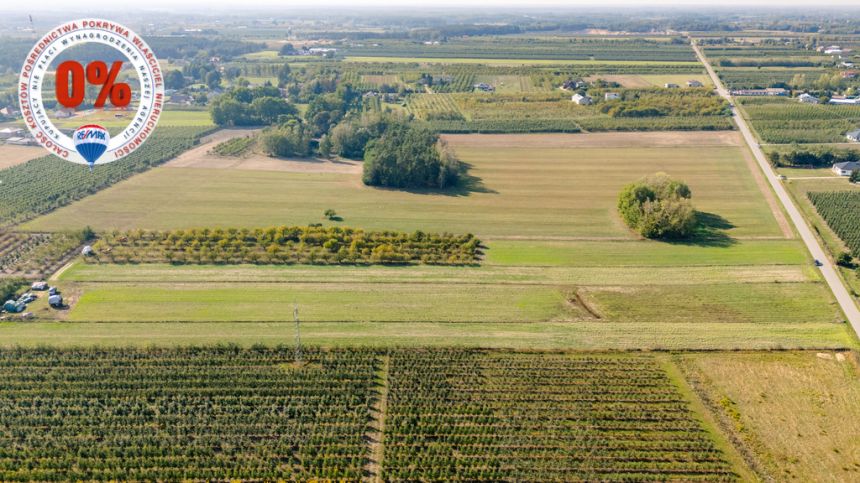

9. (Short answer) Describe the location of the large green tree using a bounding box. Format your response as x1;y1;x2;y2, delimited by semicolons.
617;173;697;239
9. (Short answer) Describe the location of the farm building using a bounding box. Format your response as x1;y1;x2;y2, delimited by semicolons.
604;92;620;100
54;109;73;119
5;136;36;146
798;93;820;104
0;106;17;117
664;83;680;88
0;127;23;139
847;129;860;142
829;97;860;105
473;83;495;92
832;161;860;176
730;88;788;96
843;71;858;79
571;93;593;105
687;80;704;87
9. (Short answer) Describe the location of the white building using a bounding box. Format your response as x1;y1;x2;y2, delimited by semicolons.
829;97;860;105
0;127;23;139
832;161;860;176
798;93;820;104
847;129;860;142
604;92;620;101
664;83;680;88
571;93;593;105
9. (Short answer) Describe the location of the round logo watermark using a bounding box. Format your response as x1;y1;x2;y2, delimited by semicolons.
18;19;164;168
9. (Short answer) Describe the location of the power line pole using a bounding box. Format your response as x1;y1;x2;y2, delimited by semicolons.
293;304;302;364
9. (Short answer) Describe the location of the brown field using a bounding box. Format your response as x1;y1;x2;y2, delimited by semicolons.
442;130;743;149
0;144;45;169
678;351;860;482
166;128;360;174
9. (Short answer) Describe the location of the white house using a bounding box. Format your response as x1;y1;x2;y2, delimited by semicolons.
664;83;680;88
847;129;860;142
832;161;860;176
604;92;620;101
798;93;820;104
571;93;593;105
687;80;704;87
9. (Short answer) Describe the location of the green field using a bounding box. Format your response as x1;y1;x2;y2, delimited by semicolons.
14;131;852;350
23;133;784;239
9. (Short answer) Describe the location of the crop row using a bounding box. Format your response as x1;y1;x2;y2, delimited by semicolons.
88;225;482;265
0;126;214;227
0;347;377;482
382;350;736;481
808;191;860;257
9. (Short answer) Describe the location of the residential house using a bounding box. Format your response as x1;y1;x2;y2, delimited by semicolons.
843;71;858;79
847;129;860;142
832;160;860;176
473;83;495;92
664;83;680;88
798;93;820;104
571;93;593;105
687;80;704;87
604;92;620;101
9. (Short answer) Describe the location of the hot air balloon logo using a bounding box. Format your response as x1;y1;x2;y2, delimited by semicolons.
73;124;109;169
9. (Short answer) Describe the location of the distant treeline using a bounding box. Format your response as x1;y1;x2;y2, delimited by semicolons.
768;148;860;168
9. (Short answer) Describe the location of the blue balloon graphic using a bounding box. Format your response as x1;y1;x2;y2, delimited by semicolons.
73;124;109;168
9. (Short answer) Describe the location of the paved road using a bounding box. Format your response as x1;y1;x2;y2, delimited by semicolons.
692;40;860;334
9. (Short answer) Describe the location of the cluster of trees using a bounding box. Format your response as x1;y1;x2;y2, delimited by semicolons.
210;85;297;126
259;121;313;158
600;90;729;118
363;123;462;189
0;277;24;302
90;226;481;266
323;113;463;190
617;173;697;239
768;147;860;168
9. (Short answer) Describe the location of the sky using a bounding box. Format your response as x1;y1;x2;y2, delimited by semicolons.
7;0;860;11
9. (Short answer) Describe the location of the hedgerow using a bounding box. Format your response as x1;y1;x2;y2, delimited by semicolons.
90;225;481;265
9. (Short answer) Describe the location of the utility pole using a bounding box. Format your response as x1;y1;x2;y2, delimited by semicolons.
293;304;302;364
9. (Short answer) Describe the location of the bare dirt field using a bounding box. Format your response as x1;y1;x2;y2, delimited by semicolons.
165;128;361;174
0;144;45;169
442;130;743;149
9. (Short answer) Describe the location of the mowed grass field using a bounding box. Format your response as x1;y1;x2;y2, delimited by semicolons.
23;131;784;239
678;351;860;481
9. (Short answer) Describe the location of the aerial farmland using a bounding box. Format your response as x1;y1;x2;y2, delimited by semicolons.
0;5;859;481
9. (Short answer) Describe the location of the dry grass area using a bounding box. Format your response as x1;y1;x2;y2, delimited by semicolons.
442;130;743;149
678;351;860;482
0;145;45;169
166;128;361;174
